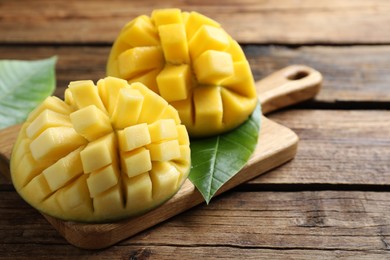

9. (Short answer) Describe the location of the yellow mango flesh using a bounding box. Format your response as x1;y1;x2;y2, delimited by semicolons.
107;8;258;137
11;77;191;223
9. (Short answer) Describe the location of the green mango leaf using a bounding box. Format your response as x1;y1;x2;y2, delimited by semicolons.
0;56;57;129
189;102;261;203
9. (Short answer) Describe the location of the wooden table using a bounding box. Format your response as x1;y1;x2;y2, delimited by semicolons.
1;1;390;258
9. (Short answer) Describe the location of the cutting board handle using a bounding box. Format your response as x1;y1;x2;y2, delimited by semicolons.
256;64;322;114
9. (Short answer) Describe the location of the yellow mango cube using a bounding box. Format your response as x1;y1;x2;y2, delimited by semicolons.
176;125;190;145
170;98;193;129
171;145;191;186
125;172;153;212
121;147;152;178
152;8;182;26
150;162;180;201
156;64;192;102
22;174;52;203
56;175;91;211
189;25;230;60
118;123;151;152
80;133;116;173
70;105;112;141
193;50;234;84
224;38;246;61
120;15;159;47
93;185;124;218
158;24;189;64
14;153;49;188
68;80;106;112
148;119;178;143
12;138;31;164
186;11;220;40
27;96;72;122
127;69;160;94
158;105;181;124
97;77;129;115
43;146;84;192
87;164;119;198
193;86;223;133
221;88;258;130
131;82;168;124
30;127;87;162
118;46;164;79
26;109;72;139
111;88;144;129
147;140;180;161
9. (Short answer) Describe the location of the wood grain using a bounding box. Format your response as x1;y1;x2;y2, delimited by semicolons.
1;45;390;104
2;190;390;258
251;110;390;185
1;0;390;44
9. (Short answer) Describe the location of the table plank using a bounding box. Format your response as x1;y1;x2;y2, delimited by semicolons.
1;190;390;258
1;0;390;44
1;45;390;103
251;110;390;185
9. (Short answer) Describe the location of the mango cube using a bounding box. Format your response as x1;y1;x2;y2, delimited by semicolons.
14;153;49;188
43;147;84;192
11;76;190;223
176;125;190;145
158;24;189;64
186;11;220;40
68;80;106;112
147;140;180;161
26;109;72;139
118;123;151;152
111;88;144;129
30;127;87;162
193;86;223;132
147;119;178;143
27;96;72;122
121;147;152;178
70;105;112;141
125;172;153;212
152;8;182;26
93;185;124;216
118;46;164;79
189;25;230;60
56;175;91;211
156;64;192;102
150;162;180;201
80;133;116;173
22;174;52;202
87;164;119;198
120;16;159;47
193;50;234;84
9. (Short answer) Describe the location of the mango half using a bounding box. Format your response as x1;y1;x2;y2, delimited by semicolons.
10;77;191;223
107;8;258;137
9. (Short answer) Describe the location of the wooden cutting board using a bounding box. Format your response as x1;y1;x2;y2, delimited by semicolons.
0;65;322;249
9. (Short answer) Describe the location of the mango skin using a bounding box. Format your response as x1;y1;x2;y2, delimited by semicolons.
10;77;191;223
107;8;258;137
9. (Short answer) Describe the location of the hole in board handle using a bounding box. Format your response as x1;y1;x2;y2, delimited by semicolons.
286;70;309;80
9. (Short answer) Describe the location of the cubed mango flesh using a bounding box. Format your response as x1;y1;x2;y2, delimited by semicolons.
107;8;258;137
10;77;191;223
